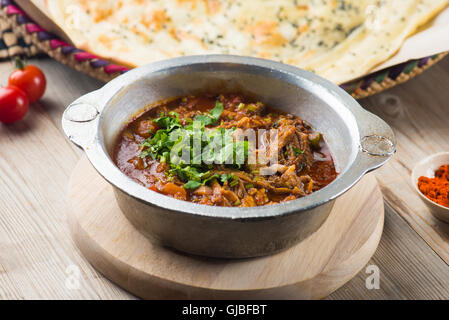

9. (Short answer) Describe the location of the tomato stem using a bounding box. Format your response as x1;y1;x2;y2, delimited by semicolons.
13;56;26;70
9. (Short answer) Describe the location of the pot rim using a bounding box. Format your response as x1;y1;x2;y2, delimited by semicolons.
62;55;396;220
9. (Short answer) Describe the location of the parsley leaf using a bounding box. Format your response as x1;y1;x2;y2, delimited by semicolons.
194;114;214;126
220;173;239;187
139;101;248;190
209;101;224;122
154;112;181;131
194;101;223;126
201;173;219;185
183;180;202;190
220;173;233;183
292;146;304;156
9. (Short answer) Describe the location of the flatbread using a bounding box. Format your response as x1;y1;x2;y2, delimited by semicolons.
46;0;449;84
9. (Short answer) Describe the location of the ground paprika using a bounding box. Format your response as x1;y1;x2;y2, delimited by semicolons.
418;164;449;207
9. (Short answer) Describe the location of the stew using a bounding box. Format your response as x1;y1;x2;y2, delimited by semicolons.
114;94;337;207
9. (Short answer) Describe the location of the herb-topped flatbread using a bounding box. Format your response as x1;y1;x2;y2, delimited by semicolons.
46;0;449;83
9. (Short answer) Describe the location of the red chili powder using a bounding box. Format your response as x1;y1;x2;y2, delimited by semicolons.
418;164;449;207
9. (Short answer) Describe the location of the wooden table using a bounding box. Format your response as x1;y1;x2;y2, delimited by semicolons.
0;57;448;300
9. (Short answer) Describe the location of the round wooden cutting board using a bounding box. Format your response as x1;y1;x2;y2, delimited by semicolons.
67;156;384;299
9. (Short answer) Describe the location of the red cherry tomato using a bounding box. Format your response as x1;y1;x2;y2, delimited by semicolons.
8;64;46;103
0;86;29;123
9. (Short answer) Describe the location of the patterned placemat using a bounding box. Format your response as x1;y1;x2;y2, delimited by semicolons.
0;4;40;59
341;52;448;99
0;0;127;81
1;0;447;98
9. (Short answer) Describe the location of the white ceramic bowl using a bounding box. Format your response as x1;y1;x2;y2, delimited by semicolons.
411;152;449;223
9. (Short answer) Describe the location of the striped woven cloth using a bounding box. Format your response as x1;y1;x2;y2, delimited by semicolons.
0;12;41;59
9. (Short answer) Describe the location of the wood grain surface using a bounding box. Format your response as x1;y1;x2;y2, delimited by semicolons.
67;157;384;299
0;57;448;299
361;63;449;265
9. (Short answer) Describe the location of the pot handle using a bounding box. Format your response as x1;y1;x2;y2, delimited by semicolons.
354;109;396;174
61;90;102;149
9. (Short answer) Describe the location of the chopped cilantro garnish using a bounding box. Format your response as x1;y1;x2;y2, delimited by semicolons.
220;173;239;187
210;101;224;120
183;180;202;190
154;112;181;131
201;173;220;185
292;146;304;156
139;101;248;190
220;173;233;183
194;101;223;126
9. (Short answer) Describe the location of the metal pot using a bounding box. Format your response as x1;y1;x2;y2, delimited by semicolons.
62;55;395;258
